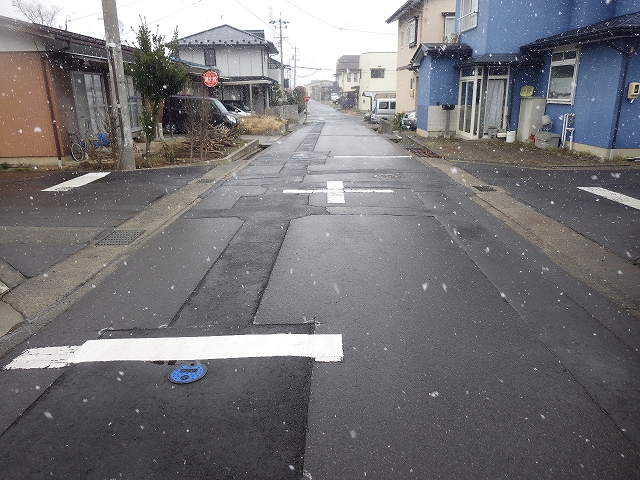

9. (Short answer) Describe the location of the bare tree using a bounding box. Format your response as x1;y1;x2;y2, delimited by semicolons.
12;0;62;27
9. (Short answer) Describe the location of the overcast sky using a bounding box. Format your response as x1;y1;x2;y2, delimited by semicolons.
1;0;399;85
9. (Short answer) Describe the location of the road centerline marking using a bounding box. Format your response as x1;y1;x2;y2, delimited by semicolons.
577;186;640;210
284;180;394;204
4;334;344;369
42;172;110;192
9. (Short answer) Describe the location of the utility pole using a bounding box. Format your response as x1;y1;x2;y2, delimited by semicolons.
292;46;297;89
101;0;136;170
270;14;288;89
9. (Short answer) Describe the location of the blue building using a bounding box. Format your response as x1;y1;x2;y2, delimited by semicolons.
409;0;640;160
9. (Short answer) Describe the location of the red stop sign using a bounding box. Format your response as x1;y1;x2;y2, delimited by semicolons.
303;95;311;103
203;71;219;87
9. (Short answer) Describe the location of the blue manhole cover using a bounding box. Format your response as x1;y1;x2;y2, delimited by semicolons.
168;363;207;384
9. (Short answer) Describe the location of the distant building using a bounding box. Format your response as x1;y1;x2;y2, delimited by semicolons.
386;0;456;114
175;25;280;114
335;55;360;100
358;52;398;112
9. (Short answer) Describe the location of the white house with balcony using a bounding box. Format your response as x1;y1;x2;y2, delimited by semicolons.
175;25;279;114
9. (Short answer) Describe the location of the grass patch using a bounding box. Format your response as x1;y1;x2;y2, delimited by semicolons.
236;115;286;135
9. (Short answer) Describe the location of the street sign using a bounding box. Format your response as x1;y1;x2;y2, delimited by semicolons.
203;70;219;87
303;95;311;103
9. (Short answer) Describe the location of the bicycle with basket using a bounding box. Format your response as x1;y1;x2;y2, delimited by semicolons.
68;119;109;162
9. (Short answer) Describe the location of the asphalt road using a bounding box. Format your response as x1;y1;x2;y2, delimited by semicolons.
0;101;639;479
450;161;640;264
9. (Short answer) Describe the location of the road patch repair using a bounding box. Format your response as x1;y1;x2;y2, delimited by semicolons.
4;334;344;369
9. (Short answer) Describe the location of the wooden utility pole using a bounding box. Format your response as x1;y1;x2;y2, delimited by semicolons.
101;0;136;170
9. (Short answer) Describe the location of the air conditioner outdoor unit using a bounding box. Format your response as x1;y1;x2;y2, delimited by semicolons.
444;33;459;44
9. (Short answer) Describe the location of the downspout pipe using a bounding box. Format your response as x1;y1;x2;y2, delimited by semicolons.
607;42;632;158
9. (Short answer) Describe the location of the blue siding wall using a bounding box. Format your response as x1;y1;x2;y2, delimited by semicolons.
540;43;625;149
615;44;640;150
416;56;459;131
458;0;571;54
615;0;640;16
569;0;615;29
457;0;638;56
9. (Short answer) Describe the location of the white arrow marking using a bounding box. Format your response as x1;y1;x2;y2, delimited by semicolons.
284;181;394;204
4;334;344;369
42;172;110;192
577;187;640;211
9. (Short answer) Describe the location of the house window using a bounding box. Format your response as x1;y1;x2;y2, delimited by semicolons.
347;73;351;82
204;48;216;66
444;14;456;42
371;68;385;79
71;72;108;135
407;17;418;47
353;72;358;82
459;0;478;32
547;46;579;104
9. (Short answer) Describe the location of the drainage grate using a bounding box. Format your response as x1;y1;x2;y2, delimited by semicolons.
473;185;496;192
407;147;441;158
374;174;404;179
97;230;145;246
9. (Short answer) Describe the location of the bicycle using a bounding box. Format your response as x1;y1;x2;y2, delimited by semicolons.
68;130;109;162
68;131;89;162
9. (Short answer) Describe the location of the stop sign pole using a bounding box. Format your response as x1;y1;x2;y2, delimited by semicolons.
303;95;310;122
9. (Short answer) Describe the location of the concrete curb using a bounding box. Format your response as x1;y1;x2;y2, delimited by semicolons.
0;147;258;358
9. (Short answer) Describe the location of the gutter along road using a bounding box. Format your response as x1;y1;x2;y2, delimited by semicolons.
0;101;639;478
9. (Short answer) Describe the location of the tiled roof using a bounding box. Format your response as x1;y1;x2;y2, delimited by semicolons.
522;11;640;51
178;25;278;54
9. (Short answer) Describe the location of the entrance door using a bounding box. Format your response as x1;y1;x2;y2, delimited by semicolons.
457;66;510;139
457;67;482;139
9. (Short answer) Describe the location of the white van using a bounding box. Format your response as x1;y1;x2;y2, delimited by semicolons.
370;98;396;123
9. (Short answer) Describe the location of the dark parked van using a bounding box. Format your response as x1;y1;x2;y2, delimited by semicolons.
162;96;237;134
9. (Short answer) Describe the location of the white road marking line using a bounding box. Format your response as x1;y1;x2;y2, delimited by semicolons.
4;334;344;370
5;346;81;369
42;172;110;192
578;187;640;211
284;180;394;204
333;155;413;159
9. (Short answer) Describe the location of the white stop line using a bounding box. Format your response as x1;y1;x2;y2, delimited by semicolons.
5;334;344;370
577;187;640;211
284;180;393;204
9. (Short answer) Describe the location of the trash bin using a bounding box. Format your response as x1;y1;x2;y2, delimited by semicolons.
534;131;560;149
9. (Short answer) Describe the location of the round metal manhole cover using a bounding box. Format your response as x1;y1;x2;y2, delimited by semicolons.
373;174;404;179
168;363;207;384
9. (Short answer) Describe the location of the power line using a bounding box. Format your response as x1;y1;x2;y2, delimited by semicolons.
283;1;396;36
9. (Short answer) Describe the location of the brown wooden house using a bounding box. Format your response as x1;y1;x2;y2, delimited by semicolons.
0;15;145;166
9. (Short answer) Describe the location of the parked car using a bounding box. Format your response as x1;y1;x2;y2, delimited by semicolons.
370;98;396;123
401;111;417;131
223;103;251;117
330;92;340;103
163;95;237;134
